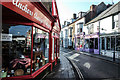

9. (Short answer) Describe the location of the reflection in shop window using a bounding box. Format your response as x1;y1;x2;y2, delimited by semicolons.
89;38;94;49
111;36;115;51
85;39;89;49
116;36;120;51
33;27;49;72
106;37;110;50
2;25;32;77
102;37;105;50
95;38;98;49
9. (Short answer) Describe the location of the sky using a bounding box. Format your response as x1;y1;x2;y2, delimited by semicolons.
56;0;119;25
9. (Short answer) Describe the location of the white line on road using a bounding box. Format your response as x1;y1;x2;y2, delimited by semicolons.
68;53;80;60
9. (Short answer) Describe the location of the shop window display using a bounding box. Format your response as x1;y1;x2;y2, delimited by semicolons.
33;27;49;72
2;25;32;77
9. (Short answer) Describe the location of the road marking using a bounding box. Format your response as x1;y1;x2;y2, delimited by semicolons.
83;62;91;69
68;53;80;60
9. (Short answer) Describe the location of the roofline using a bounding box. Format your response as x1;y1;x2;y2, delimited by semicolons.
85;1;120;26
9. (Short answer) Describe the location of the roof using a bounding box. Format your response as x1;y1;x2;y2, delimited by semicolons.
85;1;120;25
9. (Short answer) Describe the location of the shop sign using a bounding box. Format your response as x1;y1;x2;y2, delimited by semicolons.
1;34;12;41
12;0;51;28
2;0;51;29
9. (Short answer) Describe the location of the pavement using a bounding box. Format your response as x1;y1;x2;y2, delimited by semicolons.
78;51;120;65
43;54;78;80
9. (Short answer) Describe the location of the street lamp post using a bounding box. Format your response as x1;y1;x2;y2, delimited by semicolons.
99;21;100;55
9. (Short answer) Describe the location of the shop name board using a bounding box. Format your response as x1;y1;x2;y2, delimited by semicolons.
12;0;51;28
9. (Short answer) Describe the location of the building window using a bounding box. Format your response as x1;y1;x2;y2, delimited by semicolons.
33;27;49;72
112;14;118;29
90;24;94;34
102;37;105;50
111;36;115;50
95;38;98;49
116;36;120;51
106;37;110;50
80;38;84;48
76;37;80;48
85;39;89;49
77;23;83;34
90;38;94;49
80;28;82;32
2;25;32;77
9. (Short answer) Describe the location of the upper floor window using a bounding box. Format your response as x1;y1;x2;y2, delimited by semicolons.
112;14;118;29
77;23;83;34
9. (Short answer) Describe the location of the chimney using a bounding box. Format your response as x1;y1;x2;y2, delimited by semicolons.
90;5;96;11
73;13;77;19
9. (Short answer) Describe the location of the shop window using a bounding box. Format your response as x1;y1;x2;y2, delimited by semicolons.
85;39;89;49
111;36;115;50
55;39;57;59
2;25;32;77
57;39;60;57
90;38;94;49
116;36;120;51
76;38;80;48
102;37;105;50
80;38;84;48
52;38;55;60
106;37;110;50
95;38;98;49
33;27;49;72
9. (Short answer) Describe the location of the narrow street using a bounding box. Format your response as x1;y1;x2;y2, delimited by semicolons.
61;47;120;80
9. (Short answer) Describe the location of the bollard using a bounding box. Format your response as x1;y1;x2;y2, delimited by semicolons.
113;51;115;61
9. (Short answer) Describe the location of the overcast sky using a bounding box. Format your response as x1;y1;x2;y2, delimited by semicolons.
56;0;119;25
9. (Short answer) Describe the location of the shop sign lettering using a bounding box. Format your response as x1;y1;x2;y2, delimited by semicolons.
12;0;51;28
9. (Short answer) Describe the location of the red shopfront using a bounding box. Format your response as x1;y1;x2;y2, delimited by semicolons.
0;0;61;79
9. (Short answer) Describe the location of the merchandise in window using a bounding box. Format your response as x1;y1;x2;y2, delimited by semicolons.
33;27;49;72
2;25;32;77
106;37;110;50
